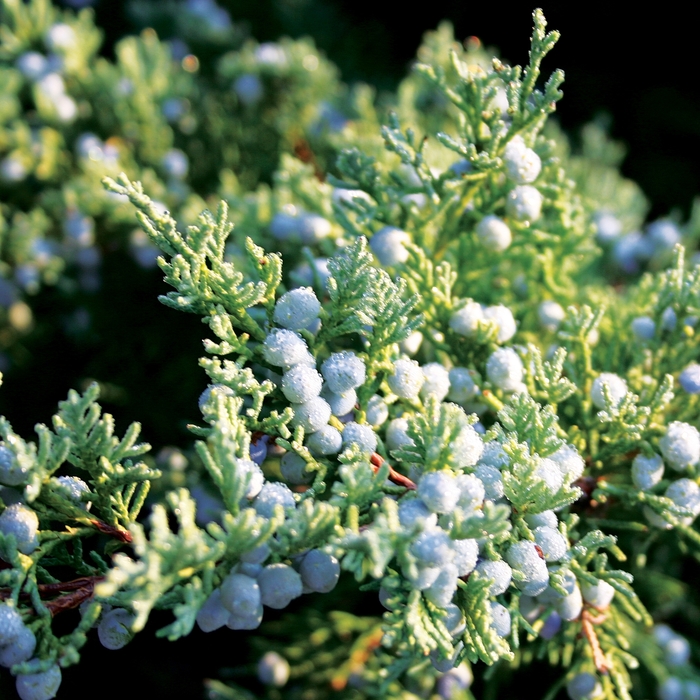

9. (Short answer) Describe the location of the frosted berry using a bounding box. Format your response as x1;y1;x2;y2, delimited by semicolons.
299;549;340;593
680;364;700;394
534;458;564;495
503;136;541;184
418;472;460;514
54;476;91;508
0;444;29;486
479;442;510;470
449;301;484;337
97;608;135;650
0;622;36;666
486;348;524;392
258;651;290;687
237;459;265;499
253;482;296;518
262;329;313;370
365;394;389;427
557;585;583;622
321;386;357;417
342;422;377;453
370;226;410;266
505;541;549;595
298;214;332;244
0;503;39;554
447;368;478;403
506;185;543;221
273;287;321;331
549;445;585;483
538;300;565;332
566;672;602;700
484;304;517;343
412;527;455;568
387;358;424;399
0;603;23;646
590;372;628;409
475;464;504;500
15;664;62;700
658;677;684;700
475;559;512;596
385;417;415;452
533;526;568;561
453;538;479;576
665;636;691;667
581;579;615;608
161;149;188;179
476;215;512;252
424;563;459;607
398;499;438;529
666;478;700;524
400;330;423;356
449;425;483;468
525;510;557;529
455;474;485;514
306;425;343;455
281;364;323;404
631;453;664;491
490;602;511;637
258;563;303;609
660;421;700;471
321;352;366;393
419;363;451;402
291;397;332;433
220;572;262;620
279;452;312;485
593;211;622;244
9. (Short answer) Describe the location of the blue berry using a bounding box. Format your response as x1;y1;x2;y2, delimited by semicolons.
196;588;229;633
365;395;389;427
273;287;321;331
503;136;541;184
241;543;271;565
258;563;303;609
15;664;62;700
436;663;473;699
420;363;451;402
631;453;664;491
476;215;512;252
489;602;511;637
631;316;655;340
0;604;23;645
341;422;377;454
161;149;188;179
411;527;454;568
257;651;290;687
581;579;615;608
453;538;479;576
418;472;459;514
424;563;459;606
449;301;484;337
566;672;602;700
387;359;424;399
249;435;269;466
475;559;512;596
475;464;504;500
321;352;366;393
398;499;438;529
0;444;29;486
233;74;263;105
590;373;628;409
540;611;562;639
54;476;91;509
680;364;700;394
455;474;485;515
98;608;135;650
221;572;262;621
450;425;483;468
262;329;313;370
538;300;565;331
593;211;622;244
0;622;35;666
660;421;700;471
658;677;684;700
321;386;357;417
279;452;312;485
385;417;415;452
253;482;296;518
281;364;323;403
297;214;332;244
484;304;517;343
486;348;523;391
370;226;410;266
665;636;690;667
533;526;567;562
299;549;340;593
306;425;342;455
442;603;467;637
505;541;549;595
0;503;39;554
291;397;332;433
506;185;543;222
447;368;478;403
237;459;264;499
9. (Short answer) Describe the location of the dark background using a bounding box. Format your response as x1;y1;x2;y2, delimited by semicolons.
3;2;700;697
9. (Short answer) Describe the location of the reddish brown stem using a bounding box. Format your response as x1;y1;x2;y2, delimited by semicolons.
90;520;132;543
370;453;416;490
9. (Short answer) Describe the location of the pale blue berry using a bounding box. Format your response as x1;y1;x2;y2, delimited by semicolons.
566;672;602;700
591;372;627;409
412;528;454;568
385;417;415;452
540;611;562;639
503;136;541;184
398;499;437;529
387;358;424;399
257;651;290;687
98;608;135;650
298;214;332;244
660;422;700;471
453;538;479;577
665;636;691;667
525;510;557;529
279;453;312;485
534;458;564;495
631;316;656;340
449;301;483;337
0;604;23;645
593;211;622;244
424;563;459;606
321;352;366;393
15;664;62;700
533;526;568;561
299;549;340;593
475;464;504;500
666;478;700;524
321;386;356;417
506;185;543;221
273;287;321;331
549;445;585;483
476;215;512;252
450;425;483;468
442;603;467;638
292;397;332;433
258;563;303;609
306;425;342;455
505;541;548;594
233;73;263;105
455;474;485;514
365;395;389;427
370;226;410;266
281;364;323;403
581;579;615;608
658;677;684;700
680;364;700;394
262;329;313;370
631;453;664;491
447;368;478;403
237;459;264;499
0;622;35;666
342;422;377;453
196;588;229;632
418;472;460;514
254;483;296;518
486;348;523;391
54;476;91;509
221;572;262;624
538;300;565;331
490;602;511;637
475;559;512;596
420;363;451;402
0;445;29;486
162;149;188;179
0;504;39;554
557;585;583;621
